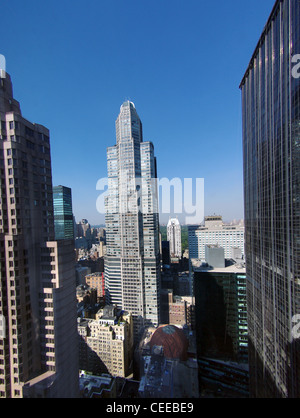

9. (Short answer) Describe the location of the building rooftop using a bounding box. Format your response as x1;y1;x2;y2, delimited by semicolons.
149;325;189;361
191;258;246;274
79;372;115;398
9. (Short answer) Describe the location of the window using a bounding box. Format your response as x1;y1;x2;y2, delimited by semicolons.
25;126;34;137
26;139;35;150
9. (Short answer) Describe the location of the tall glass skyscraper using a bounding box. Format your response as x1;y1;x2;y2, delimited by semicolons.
240;0;300;398
104;101;161;342
53;185;74;240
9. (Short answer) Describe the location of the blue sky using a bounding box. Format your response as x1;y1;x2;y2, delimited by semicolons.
0;0;276;224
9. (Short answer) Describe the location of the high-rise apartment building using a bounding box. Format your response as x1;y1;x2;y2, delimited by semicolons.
240;0;300;397
0;73;78;398
167;217;181;258
104;101;160;342
53;185;74;240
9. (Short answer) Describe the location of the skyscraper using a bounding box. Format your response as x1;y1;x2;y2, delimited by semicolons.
53;185;74;240
0;73;78;398
240;0;300;397
104;101;160;341
167;217;181;258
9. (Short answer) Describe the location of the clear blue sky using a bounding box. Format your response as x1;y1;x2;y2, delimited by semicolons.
0;0;276;225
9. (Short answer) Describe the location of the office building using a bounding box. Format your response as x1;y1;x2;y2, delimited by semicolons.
104;101;161;341
188;215;244;261
192;258;248;362
0;73;78;398
167;217;181;259
192;257;249;397
53;185;74;240
78;306;133;378
240;0;300;397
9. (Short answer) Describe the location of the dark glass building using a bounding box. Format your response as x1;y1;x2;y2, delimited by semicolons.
192;261;249;397
240;0;300;397
53;185;74;240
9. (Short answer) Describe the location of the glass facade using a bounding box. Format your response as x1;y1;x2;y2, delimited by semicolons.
53;185;74;240
104;101;160;342
194;269;248;362
240;0;300;397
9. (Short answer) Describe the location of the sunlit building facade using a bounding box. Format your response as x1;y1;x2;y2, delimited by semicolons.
188;216;244;261
167;218;181;258
104;101;161;342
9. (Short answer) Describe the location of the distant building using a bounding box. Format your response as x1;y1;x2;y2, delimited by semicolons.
85;272;105;302
167;218;181;258
205;245;225;268
161;240;171;265
75;265;91;286
188;215;244;262
75;236;88;250
104;101;161;341
77;219;92;248
53;185;74;240
77;256;104;274
160;289;195;329
176;272;193;297
169;297;189;327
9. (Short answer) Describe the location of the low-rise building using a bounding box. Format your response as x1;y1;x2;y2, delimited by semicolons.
138;325;199;398
79;371;117;398
85;272;105;302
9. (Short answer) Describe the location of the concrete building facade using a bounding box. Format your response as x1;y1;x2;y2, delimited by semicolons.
0;73;78;398
78;306;133;378
188;216;244;261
